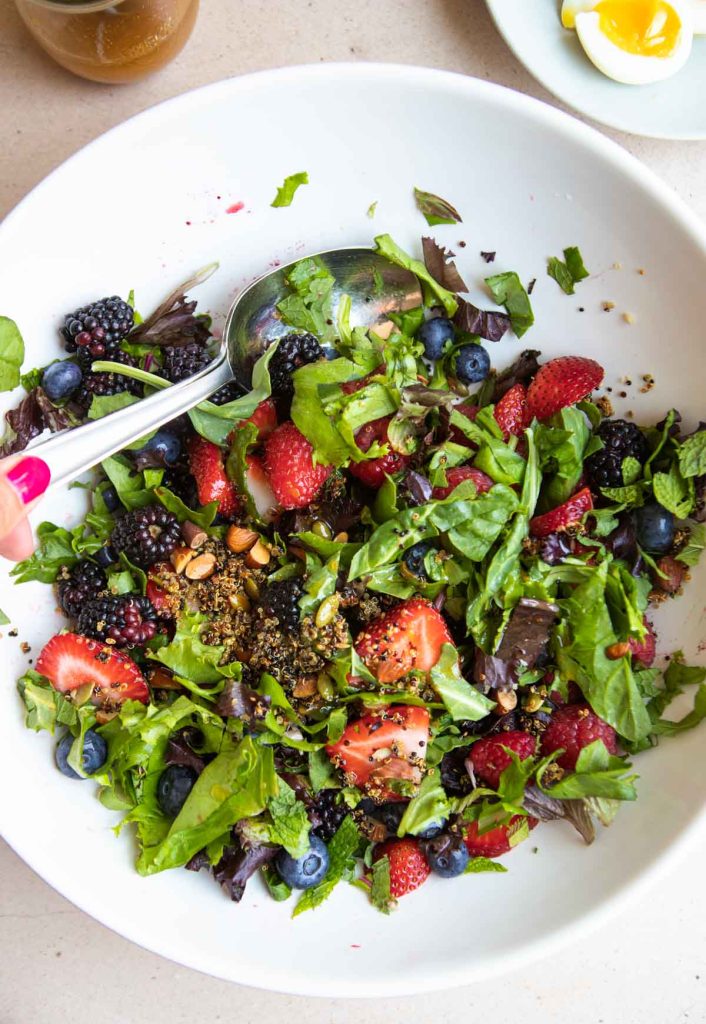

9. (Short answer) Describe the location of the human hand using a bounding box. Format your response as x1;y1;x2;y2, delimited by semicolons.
0;456;51;561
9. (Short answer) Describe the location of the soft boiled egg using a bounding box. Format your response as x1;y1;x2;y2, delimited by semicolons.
561;0;700;84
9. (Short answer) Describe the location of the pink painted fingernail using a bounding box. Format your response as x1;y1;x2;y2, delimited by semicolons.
6;457;51;504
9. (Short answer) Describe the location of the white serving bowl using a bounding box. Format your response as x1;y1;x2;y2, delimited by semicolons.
0;64;704;997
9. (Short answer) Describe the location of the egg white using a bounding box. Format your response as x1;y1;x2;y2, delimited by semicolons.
692;0;706;32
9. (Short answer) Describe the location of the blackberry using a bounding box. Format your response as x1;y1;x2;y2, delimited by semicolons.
62;296;134;359
209;381;242;406
312;789;348;842
77;594;158;647
56;560;107;618
585;419;649;490
160;343;212;383
269;333;325;402
111;505;181;568
75;345;136;374
73;352;141;412
260;578;303;632
161;462;199;508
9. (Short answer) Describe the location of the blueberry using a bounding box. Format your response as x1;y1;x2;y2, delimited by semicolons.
276;835;330;889
417;317;455;361
417;817;448;840
42;360;82;402
56;729;107;779
370;802;407;834
102;485;120;513
157;764;198;817
94;544;117;568
635;502;675;553
455;344;491;384
423;832;470;878
133;429;181;466
402;541;432;581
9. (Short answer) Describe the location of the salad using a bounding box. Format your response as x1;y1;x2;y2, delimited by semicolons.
8;233;706;915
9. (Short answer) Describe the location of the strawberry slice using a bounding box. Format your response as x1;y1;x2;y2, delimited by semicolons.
146;561;174;618
264;421;333;510
355;597;454;684
188;435;240;519
526;356;604;421
243;454;281;523
348;417;411;490
494;382;529;439
36;633;149;707
449;402;479;446
529;487;593;537
628;617;657;667
372;838;430;898
463;815;537;858
432;465;494;500
326;705;430;795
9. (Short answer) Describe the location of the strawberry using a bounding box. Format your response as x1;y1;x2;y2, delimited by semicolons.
341;364;385;395
372;838;430;898
326;705;430;795
36;632;149;707
463;814;537;858
355;597;454;684
628;618;656;667
526;356;604;421
494;382;529;439
264;421;332;510
432;465;494;500
348;416;411;490
449;402;479;446
540;703;617;770
245;397;277;439
467;730;537;790
244;454;281;523
188;435;240;519
529;487;593;537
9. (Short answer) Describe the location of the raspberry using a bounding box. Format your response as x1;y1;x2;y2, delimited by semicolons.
111;505;181;568
585;419;649;490
56;561;107;619
62;296;134;358
628;618;657;667
269;333;325;404
312;789;348;842
348;417;411;490
467;730;537;789
540;703;617;770
77;594;158;647
160;343;212;383
260;578;303;632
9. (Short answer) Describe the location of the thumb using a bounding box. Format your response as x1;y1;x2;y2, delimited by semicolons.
0;456;51;541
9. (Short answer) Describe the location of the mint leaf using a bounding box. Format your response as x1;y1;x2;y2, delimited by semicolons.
413;187;462;226
0;316;25;391
266;778;311;857
539;740;638;801
677;524;706;567
464;857;508;874
678;430;706;478
308;748;338;793
292;815;360;916
370;855;393;913
563;246;590;283
547;247;590;295
430;644;495;722
277;256;336;342
621;456;642;486
271;171;309;207
652;461;694;518
484;271;535;338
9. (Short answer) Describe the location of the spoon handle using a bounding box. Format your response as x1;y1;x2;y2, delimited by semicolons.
31;355;234;494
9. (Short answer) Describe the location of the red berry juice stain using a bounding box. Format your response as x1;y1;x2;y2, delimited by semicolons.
226;201;245;214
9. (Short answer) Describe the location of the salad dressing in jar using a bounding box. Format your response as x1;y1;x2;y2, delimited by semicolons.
15;0;199;83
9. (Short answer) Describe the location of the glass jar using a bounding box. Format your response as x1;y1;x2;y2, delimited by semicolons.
15;0;199;84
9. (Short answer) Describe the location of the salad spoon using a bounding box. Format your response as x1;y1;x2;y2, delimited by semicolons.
26;247;422;494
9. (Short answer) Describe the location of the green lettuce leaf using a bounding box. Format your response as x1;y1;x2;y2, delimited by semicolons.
373;234;458;317
538;740;638;801
397;769;451;837
0;316;25;392
271;171;309;207
430;644;495;722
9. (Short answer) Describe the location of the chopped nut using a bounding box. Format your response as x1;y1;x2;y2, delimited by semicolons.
185;552;217;579
225;525;258;553
606;641;630;660
602;301;615;312
373;320;396;340
181;520;208;549
596;395;614;417
170;546;196;574
245;539;271;568
95;709;120;725
622;312;636;325
292;675;318;698
493;689;518;714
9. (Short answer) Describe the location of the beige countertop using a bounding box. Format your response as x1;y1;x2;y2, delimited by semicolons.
1;3;705;1021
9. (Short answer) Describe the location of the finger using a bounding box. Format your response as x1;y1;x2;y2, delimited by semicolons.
0;456;51;540
0;516;35;561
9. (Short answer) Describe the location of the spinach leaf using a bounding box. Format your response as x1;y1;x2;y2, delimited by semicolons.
154;486;218;528
430;644;495;722
413;187;462;227
397;770;451;837
484;271;534;338
88;392;140;420
547;246;590;295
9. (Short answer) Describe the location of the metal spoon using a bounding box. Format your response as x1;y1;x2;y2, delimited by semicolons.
27;247;421;493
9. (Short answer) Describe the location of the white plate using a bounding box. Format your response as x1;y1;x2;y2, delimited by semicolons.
486;0;706;139
1;64;705;997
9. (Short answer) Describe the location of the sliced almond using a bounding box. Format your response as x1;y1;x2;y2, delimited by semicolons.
493;689;518;714
185;552;217;580
182;520;208;549
245;539;271;568
170;546;196;574
226;525;259;554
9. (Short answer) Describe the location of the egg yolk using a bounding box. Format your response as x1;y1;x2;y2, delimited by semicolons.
596;0;681;57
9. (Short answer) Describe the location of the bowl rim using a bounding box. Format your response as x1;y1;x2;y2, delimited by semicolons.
2;61;706;998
